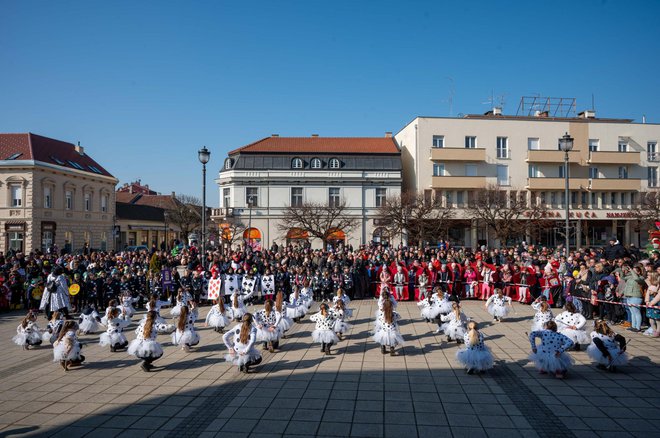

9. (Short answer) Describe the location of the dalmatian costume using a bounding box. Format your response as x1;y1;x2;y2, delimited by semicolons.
555;310;589;345
53;329;84;364
587;331;628;367
310;311;338;345
528;329;574;373
43;317;64;344
433;291;453;315
13;320;43;348
286;293;307;320
170;290;193;318
531;302;554;332
417;296;438;321
373;311;404;349
254;308;282;343
456;331;494;373
440;310;469;342
330;305;351;336
119;294;137;319
172;308;200;348
145;299;175;333
228;290;254;320
78;308;102;334
205;303;230;331
223;324;261;370
99;315;130;350
332;294;352;317
128;319;165;363
485;295;512;320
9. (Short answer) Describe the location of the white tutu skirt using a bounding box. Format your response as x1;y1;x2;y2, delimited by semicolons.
278;315;293;332
344;308;354;318
172;329;200;346
312;329;339;344
333;320;351;334
531;320;550;333
256;326;280;342
421;306;440;320
42;331;57;344
170;305;182;318
487;303;510;318
586;344;628;366
559;328;589;345
303;299;314;313
53;341;82;362
119;305;135;319
456;346;494;371
229;307;247;320
225;348;261;366
529;351;574;373
445;323;466;340
100;332;128;347
437;301;453;315
13;331;42;346
286;305;306;319
155;322;175;334
208;313;230;329
79;318;102;334
373;329;405;347
128;339;163;360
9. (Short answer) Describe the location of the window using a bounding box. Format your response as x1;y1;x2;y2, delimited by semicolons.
433;163;445;177
620;192;627;207
246;187;258;207
432;135;444;148
10;186;22;207
84;193;91;211
101;195;108;213
224;158;233;170
581;192;587;207
540;192;547;205
619;166;628;179
328;188;340;207
311;158;322;169
65;190;73;210
465;164;477;177
558;165;565;179
618;141;628;152
100;232;107;251
589;139;599;152
42;230;53;252
528;138;540;150
571;191;578;206
589;167;599;179
291;158;303;169
611;192;617;206
465;136;477;148
648;142;658;162
528;165;540;178
44;186;52;209
496;137;509;158
445;191;453;205
8;231;23;251
631;192;637;206
329;158;341;169
467;191;476;207
456;191;464;207
291;187;303;207
375;188;386;207
648;167;658;187
601;192;607;207
497;165;509;186
550;192;557;207
591;192;597;207
222;188;230;208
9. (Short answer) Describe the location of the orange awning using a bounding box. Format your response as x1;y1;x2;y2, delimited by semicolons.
243;228;261;239
327;228;345;240
219;224;232;240
287;228;309;239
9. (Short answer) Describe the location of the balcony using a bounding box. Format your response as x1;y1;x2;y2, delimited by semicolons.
589;178;642;191
211;207;235;218
526;177;590;190
526;150;581;163
432;176;488;189
589;151;640;165
430;147;486;162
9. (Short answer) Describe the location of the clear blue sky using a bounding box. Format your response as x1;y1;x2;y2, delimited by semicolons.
2;0;659;206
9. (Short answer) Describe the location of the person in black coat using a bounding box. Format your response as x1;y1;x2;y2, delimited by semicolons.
604;237;627;261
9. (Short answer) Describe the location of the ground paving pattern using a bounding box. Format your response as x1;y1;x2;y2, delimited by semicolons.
0;300;658;438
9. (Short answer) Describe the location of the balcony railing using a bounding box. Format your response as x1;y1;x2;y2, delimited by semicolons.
430;148;486;161
432;176;487;189
526;150;581;163
211;207;234;218
588;151;640;165
526;177;590;190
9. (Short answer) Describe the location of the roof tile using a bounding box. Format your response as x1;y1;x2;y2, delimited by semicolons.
228;137;399;155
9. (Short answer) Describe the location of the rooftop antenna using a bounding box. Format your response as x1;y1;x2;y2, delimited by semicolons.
442;76;455;116
591;93;595;111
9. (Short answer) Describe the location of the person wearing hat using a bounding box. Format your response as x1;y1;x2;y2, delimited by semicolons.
604;237;627;261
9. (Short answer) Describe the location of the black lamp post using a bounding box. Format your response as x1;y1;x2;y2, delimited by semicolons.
198;146;211;271
558;132;574;257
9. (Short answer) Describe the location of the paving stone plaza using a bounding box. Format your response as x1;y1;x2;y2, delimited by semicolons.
0;300;658;438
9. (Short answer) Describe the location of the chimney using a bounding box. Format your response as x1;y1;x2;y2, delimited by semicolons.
75;141;85;155
311;134;319;137
492;107;502;116
171;191;176;198
271;134;279;137
384;132;392;138
578;110;596;119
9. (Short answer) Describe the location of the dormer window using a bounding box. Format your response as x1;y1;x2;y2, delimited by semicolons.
292;157;304;169
329;158;341;169
224;158;233;170
311;158;322;169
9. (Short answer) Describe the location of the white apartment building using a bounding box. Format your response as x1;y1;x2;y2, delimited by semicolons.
213;135;402;249
395;109;660;248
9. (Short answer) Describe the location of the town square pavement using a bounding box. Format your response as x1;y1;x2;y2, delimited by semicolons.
0;300;658;438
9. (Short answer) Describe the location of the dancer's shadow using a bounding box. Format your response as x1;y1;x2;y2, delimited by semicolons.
165;355;221;370
81;358;140;370
0;426;39;437
503;316;533;323
259;357;330;372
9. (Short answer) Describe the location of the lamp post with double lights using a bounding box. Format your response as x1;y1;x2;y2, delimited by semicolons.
558;132;574;258
198;146;211;271
245;195;255;256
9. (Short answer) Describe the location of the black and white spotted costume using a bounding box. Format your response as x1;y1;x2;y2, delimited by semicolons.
53;329;83;362
172;308;200;347
119;295;137;319
286;294;306;319
555;310;589;344
440;310;468;340
373;311;404;347
456;331;494;371
78;309;102;334
99;315;130;348
12;321;43;347
485;295;512;319
205;304;230;330
228;290;254;320
170;291;193;318
254;309;282;343
332;294;352;317
330;305;351;335
128;319;165;361
42;317;64;344
310;311;339;344
528;330;574;373
144;299;173;332
587;331;628;367
223;324;261;367
530;302;554;332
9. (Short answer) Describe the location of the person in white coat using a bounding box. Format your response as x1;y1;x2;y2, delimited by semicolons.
39;266;70;319
223;313;262;373
555;302;589;350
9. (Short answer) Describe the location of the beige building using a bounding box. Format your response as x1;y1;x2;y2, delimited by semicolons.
395;108;660;248
0;133;118;254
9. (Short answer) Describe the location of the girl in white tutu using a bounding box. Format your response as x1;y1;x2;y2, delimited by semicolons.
99;307;130;352
100;300;118;326
310;303;338;355
433;289;454;316
286;287;307;323
128;310;164;372
78;305;102;334
331;299;351;340
228;289;252;322
333;288;353;318
275;292;293;338
53;320;85;371
145;294;172;327
418;293;438;323
529;320;574;379
172;303;200;351
205;299;230;333
13;311;43;350
456;321;494;374
223;313;262;373
531;298;554;332
375;287;397;333
373;298;404;356
440;302;468;344
43;311;64;345
300;280;315;314
118;291;137;319
170;287;193;318
555;302;589;350
255;299;282;352
587;319;628;372
485;288;513;322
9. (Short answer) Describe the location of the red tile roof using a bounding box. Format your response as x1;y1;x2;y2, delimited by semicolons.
228;136;400;155
116;192;140;204
115;192;178;210
0;133;114;178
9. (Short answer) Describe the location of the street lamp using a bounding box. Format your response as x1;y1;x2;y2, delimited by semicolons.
198;146;211;271
245;195;254;255
559;132;574;258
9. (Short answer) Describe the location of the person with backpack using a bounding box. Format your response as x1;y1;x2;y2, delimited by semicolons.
39;266;71;320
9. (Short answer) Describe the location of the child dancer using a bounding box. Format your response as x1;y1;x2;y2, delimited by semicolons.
418;293;438;323
456;321;494;374
101;299;118;326
119;291;137;319
373;298;404;356
310;303;338;355
223;313;262;373
432;289;454;333
228;288;254;322
78;305;102;335
205;299;230;333
286;287;307;323
333;288;353;317
53;321;85;371
13;312;43;350
531;297;554;332
170;287;193;318
275;291;293;338
172;303;200;351
43;311;64;345
440;302;468;344
255;299;281;352
555;302;589;351
529;320;574;379
300;280;315;314
485;288;513;323
331;299;351;340
99;307;130;352
128;310;164;372
145;294;174;333
587;319;628;372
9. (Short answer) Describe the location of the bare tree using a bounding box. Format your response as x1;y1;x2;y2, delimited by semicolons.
630;192;660;236
168;194;203;239
219;219;246;250
278;200;359;248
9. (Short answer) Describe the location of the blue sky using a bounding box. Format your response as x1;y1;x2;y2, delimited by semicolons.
2;0;659;206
